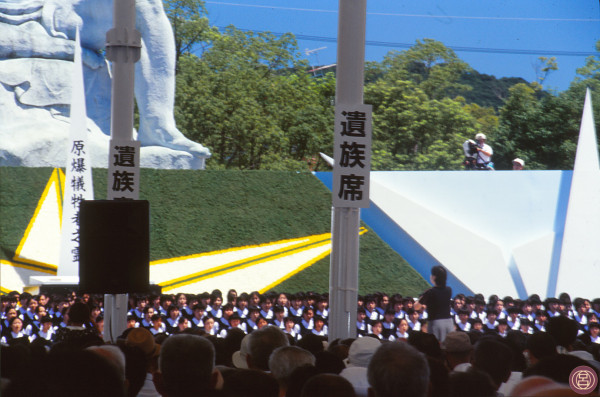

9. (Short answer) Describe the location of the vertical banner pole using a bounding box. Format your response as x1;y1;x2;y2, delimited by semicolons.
329;0;370;342
103;0;142;342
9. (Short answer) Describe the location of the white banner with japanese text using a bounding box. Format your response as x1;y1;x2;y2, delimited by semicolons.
332;104;372;208
58;30;94;277
107;140;141;200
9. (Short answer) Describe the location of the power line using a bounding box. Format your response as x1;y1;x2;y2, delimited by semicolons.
206;2;600;22
216;27;600;57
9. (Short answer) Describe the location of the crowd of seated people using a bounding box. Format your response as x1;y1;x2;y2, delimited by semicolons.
1;289;599;396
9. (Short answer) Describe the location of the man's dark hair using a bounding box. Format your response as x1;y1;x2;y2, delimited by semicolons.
448;368;496;397
158;334;215;396
297;333;325;355
221;368;279;397
300;374;357;397
67;302;90;324
546;316;579;349
408;331;442;359
523;354;598;385
367;342;430;397
246;325;289;371
431;266;447;287
472;337;513;390
526;332;557;362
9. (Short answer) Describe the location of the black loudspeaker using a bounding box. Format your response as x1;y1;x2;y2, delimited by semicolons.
79;200;150;294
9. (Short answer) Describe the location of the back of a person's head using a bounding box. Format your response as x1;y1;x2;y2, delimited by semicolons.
287;364;321;397
158;334;216;396
523;354;597;385
431;265;447;287
269;346;316;388
300;373;357;397
427;357;449;397
221;368;279;397
472;337;513;390
23;349;125;397
297;333;325;355
367;342;430;397
67;302;90;324
526;332;558;363
315;350;346;374
247;325;289;371
448;368;496;397
547;316;579;349
119;345;147;397
408;331;442;359
87;345;126;383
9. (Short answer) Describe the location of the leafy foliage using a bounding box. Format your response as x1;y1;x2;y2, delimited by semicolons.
166;1;600;172
364;40;496;170
174;27;333;170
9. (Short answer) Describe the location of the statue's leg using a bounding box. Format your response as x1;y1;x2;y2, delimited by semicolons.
134;0;210;157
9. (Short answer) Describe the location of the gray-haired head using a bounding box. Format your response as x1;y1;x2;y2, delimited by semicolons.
158;334;216;396
246;325;290;371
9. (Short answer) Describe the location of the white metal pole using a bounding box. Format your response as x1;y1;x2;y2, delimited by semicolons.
103;0;141;343
329;0;367;342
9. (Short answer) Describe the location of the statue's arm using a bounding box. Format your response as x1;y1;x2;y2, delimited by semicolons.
0;21;105;68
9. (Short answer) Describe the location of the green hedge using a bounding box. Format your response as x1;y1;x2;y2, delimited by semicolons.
0;168;428;295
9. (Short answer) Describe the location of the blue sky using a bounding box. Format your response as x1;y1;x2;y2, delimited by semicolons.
204;0;600;92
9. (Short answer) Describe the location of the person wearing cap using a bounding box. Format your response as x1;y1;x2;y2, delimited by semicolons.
340;337;381;397
443;331;473;371
512;158;525;170
474;133;493;170
125;327;161;397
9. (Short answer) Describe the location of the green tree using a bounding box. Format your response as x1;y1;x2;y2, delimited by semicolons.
493;83;581;170
163;0;217;71
381;38;472;99
174;27;333;170
364;40;492;170
534;56;558;87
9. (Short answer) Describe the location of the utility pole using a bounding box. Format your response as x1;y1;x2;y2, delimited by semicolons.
103;0;142;342
328;0;371;342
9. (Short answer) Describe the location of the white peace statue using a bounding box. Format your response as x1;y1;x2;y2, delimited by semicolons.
0;0;210;168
